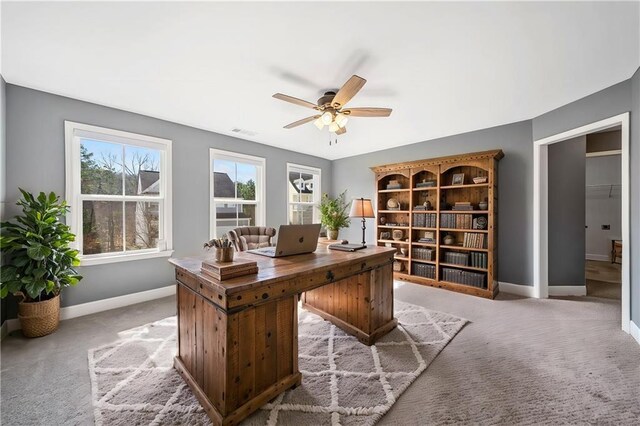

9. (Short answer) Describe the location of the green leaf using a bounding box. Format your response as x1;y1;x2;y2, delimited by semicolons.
26;244;52;261
1;266;17;282
32;268;47;280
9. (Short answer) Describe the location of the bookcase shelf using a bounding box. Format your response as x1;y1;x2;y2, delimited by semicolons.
372;149;503;299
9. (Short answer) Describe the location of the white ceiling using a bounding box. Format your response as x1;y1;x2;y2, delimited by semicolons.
2;1;638;160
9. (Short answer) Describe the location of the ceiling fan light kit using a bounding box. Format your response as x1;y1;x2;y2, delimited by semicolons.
273;74;392;137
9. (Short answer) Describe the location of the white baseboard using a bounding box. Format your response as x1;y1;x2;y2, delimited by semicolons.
499;282;535;298
548;285;587;296
630;320;640;345
585;254;610;262
3;285;176;335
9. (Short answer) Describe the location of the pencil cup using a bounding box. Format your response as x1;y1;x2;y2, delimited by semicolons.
215;247;234;263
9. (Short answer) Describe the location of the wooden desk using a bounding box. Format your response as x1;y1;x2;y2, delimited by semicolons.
168;245;397;426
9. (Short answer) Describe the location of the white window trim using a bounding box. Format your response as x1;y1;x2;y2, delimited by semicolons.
210;149;266;239
64;121;173;266
286;163;322;224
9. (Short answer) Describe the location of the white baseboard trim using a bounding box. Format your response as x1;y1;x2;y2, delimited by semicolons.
585;254;610;262
548;285;587;296
4;285;176;335
630;320;640;345
499;282;535;298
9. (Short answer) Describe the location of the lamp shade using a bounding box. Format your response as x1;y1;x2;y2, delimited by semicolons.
349;198;375;218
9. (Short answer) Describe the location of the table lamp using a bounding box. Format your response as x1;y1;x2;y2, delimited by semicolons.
349;197;375;248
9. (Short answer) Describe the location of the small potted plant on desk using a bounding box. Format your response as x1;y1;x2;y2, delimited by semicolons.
0;189;83;337
318;191;351;240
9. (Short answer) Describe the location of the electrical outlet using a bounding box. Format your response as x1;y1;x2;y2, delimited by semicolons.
602;225;611;230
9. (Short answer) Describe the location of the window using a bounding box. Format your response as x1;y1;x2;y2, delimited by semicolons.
287;163;321;225
65;121;172;265
210;149;265;238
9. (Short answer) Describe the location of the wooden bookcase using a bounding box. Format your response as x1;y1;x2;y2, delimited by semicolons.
371;150;503;299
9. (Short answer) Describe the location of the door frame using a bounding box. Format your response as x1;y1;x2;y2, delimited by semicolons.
533;112;630;333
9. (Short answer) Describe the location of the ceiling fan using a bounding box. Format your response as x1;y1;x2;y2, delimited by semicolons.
273;75;392;136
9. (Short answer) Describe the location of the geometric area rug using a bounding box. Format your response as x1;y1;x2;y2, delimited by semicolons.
88;301;467;425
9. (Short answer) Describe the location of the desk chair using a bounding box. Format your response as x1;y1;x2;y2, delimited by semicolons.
228;226;276;252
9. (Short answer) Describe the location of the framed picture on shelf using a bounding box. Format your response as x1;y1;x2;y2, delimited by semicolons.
452;173;465;185
423;231;436;243
380;231;391;240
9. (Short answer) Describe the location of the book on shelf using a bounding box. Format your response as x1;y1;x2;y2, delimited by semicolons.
412;263;436;279
442;267;485;288
412;247;435;260
463;232;486;249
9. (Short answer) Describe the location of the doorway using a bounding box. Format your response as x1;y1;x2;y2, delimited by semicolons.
585;130;622;299
533;113;630;333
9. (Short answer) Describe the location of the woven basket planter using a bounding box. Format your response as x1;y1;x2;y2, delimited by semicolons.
18;294;60;338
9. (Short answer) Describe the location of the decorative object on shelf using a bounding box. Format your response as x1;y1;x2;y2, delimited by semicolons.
392;229;404;241
416;179;436;188
473;176;488;184
385;243;393;248
421;231;436;243
400;248;408;256
386;198;401;210
423;200;432;210
393;261;405;272
473;216;488;230
479;198;488;210
318;190;351;240
380;231;392;240
349;197;375;248
451;173;465;185
0;189;83;337
443;233;456;245
379;216;387;225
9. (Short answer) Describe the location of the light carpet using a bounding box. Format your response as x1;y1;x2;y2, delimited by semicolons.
88;301;467;425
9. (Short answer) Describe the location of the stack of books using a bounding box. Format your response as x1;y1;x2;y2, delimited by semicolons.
443;251;469;266
442;267;485;288
201;258;258;281
415;180;436;188
452;202;474;211
463;232;486;249
412;263;436;279
386;180;402;190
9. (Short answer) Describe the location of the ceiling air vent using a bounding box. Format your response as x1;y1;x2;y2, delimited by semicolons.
231;128;257;137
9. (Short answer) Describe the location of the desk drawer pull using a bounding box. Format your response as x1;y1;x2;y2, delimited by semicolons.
326;270;335;281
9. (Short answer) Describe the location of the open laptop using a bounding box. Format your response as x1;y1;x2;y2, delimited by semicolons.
247;224;321;258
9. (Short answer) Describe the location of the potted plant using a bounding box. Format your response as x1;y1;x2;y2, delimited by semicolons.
318;191;351;240
0;189;82;337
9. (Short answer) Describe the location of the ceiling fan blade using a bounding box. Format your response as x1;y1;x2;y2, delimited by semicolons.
273;93;318;109
344;107;392;117
283;115;320;129
335;126;347;135
331;75;367;108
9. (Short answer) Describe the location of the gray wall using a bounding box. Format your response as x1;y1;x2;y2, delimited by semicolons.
1;76;7;325
332;121;534;286
532;70;638;324
631;67;639;324
585;155;622;259
5;85;332;308
548;136;586;286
